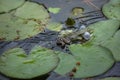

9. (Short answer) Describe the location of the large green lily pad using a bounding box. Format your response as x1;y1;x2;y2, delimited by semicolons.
0;1;50;41
0;13;44;41
54;52;76;75
102;30;120;61
69;44;114;78
101;77;120;80
0;46;58;79
0;0;25;13
88;20;120;45
15;1;50;24
102;0;120;21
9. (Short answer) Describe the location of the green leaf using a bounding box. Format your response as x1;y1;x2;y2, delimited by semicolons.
102;0;120;21
0;13;45;41
48;7;61;14
102;30;120;61
15;1;50;24
0;1;51;41
47;22;63;31
0;46;58;79
69;44;114;78
88;20;120;45
100;77;120;80
54;52;76;75
0;0;25;13
72;7;84;16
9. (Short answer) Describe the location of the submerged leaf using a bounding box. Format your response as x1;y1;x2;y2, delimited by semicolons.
0;46;58;79
69;44;114;78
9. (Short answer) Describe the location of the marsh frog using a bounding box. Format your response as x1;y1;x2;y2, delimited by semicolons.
56;27;91;47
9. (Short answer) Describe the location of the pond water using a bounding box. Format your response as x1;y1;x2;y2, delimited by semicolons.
0;0;120;80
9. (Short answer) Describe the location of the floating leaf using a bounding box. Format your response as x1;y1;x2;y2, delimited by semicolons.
102;30;120;61
0;46;58;79
100;77;120;80
102;0;120;21
88;20;120;45
47;22;63;31
54;52;76;75
72;7;84;16
0;13;44;41
15;1;50;24
69;44;114;78
0;0;25;13
0;1;51;41
48;7;61;14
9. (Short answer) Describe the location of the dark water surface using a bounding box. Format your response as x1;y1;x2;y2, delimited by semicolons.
0;0;120;80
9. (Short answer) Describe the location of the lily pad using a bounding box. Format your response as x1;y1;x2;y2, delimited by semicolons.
47;22;63;31
101;77;120;80
88;20;120;45
0;0;25;13
72;7;84;16
102;0;120;21
0;46;58;79
54;52;76;75
48;7;61;14
69;44;114;78
102;30;120;61
15;1;50;24
0;13;44;41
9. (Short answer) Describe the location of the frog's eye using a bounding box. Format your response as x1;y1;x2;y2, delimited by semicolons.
79;25;86;30
82;32;91;40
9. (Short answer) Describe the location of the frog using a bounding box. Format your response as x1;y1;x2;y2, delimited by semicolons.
56;27;92;48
